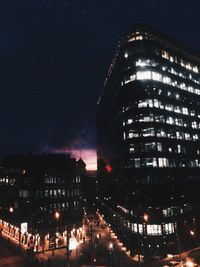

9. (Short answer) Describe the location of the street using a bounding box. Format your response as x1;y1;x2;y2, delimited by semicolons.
1;212;200;267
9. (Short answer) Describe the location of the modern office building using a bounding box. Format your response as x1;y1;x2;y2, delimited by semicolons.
97;24;200;259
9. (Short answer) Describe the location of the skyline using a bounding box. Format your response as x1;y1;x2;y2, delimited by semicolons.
1;1;200;170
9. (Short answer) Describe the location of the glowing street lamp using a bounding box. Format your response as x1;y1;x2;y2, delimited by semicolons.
9;207;14;213
109;242;113;251
190;230;195;236
143;213;148;222
55;211;60;220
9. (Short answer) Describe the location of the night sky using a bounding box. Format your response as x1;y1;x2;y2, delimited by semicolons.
1;0;200;170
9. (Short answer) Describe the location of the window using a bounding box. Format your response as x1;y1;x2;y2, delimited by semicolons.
161;50;169;60
138;224;143;234
163;76;171;85
165;223;174;234
147;225;162;236
158;158;169;167
141;142;156;152
192;121;198;129
141;158;157;167
136;71;151;80
155;115;165;123
139;115;154;122
141;128;155;137
157;143;162;152
165;104;173;112
182;107;188;115
152;72;162;82
132;158;140;168
166;117;174;124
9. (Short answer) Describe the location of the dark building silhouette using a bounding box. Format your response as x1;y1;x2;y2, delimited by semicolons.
97;25;200;259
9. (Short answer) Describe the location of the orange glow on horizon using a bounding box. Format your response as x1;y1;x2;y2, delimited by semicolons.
47;147;97;171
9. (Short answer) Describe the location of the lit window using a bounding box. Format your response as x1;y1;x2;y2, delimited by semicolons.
174;106;181;113
163;76;171;85
135;35;143;40
136;71;151;80
142;128;155;137
166;117;174;124
165;104;173;112
158;158;169;167
131;158;140;168
124;52;128;58
157;143;162;152
165;223;174;234
152;72;162;82
192;121;198;129
155;115;165;123
123;132;126;140
182;107;188;115
177;144;181;153
139;115;154;122
193;134;199;141
161;50;169;60
141;142;156;152
142;158;157;167
184;133;190;140
136;59;148;67
127;119;133;124
157;129;166;137
147;225;162;236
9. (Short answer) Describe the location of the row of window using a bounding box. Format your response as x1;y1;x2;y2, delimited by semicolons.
49;201;80;211
124;128;200;141
125;115;199;129
130;157;200;168
35;188;80;198
137;99;198;119
122;70;200;96
129;142;200;155
44;176;81;184
135;59;199;85
127;222;174;236
161;50;199;74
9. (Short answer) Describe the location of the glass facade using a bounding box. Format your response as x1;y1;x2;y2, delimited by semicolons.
97;25;200;184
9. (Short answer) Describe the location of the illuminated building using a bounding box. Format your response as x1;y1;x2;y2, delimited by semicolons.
97;24;200;259
0;154;85;236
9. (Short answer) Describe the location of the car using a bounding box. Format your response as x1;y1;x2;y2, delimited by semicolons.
163;261;181;267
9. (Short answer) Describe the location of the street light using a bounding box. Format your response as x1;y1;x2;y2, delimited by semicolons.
143;213;148;222
143;213;148;263
109;242;114;266
190;230;195;236
109;242;113;250
9;207;14;213
54;211;60;220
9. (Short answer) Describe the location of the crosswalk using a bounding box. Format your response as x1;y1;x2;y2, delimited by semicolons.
0;256;23;266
